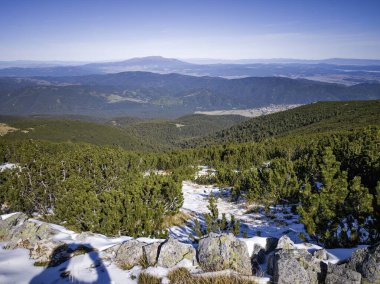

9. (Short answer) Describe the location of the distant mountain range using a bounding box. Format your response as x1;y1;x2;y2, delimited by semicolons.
1;56;380;85
184;57;380;65
0;71;379;118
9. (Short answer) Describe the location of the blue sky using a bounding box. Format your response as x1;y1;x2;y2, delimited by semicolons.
1;0;380;61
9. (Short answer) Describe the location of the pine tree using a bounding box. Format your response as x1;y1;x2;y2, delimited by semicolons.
219;213;228;231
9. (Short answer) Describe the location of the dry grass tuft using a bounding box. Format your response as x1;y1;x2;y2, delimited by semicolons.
168;267;257;284
162;211;191;228
138;272;161;284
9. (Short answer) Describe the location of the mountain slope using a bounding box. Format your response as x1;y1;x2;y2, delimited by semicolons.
0;118;155;151
185;100;380;146
0;114;248;150
118;114;248;148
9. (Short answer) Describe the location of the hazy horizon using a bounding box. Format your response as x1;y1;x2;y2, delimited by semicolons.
1;56;380;64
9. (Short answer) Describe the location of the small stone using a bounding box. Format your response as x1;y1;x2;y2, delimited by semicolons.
313;249;328;260
276;235;295;250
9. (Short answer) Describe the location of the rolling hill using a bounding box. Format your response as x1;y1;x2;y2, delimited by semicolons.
0;113;248;151
185;100;380;147
0;72;379;118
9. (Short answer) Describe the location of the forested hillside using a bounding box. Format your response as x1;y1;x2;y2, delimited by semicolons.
1;72;379;117
118;114;248;148
0;114;247;150
187;100;380;146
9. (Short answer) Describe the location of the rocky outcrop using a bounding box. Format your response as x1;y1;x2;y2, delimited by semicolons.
270;249;325;284
157;237;196;268
5;220;58;250
29;239;67;265
1;213;379;283
347;242;380;283
197;233;252;275
325;263;361;284
0;213;28;240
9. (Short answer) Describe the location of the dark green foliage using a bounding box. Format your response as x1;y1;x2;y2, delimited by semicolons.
188;100;380;147
298;148;374;247
0;113;246;151
220;213;228;231
0;140;184;237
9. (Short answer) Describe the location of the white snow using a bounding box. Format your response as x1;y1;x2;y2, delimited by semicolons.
241;236;268;257
0;163;18;172
0;243;45;284
0;212;19;220
170;180;308;243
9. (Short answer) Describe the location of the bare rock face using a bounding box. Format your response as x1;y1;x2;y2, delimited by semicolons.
115;240;146;269
157;237;196;268
325;263;361;284
348;242;380;283
197;233;252;276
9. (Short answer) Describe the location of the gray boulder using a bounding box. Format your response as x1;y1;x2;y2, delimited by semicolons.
115;240;146;269
276;235;295;250
142;242;161;266
197;233;252;275
348;243;380;283
0;213;28;240
5;221;57;250
157;238;196;268
29;239;67;266
325;263;361;284
271;249;326;284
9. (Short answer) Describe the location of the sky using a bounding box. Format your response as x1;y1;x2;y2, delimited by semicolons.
1;0;380;61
